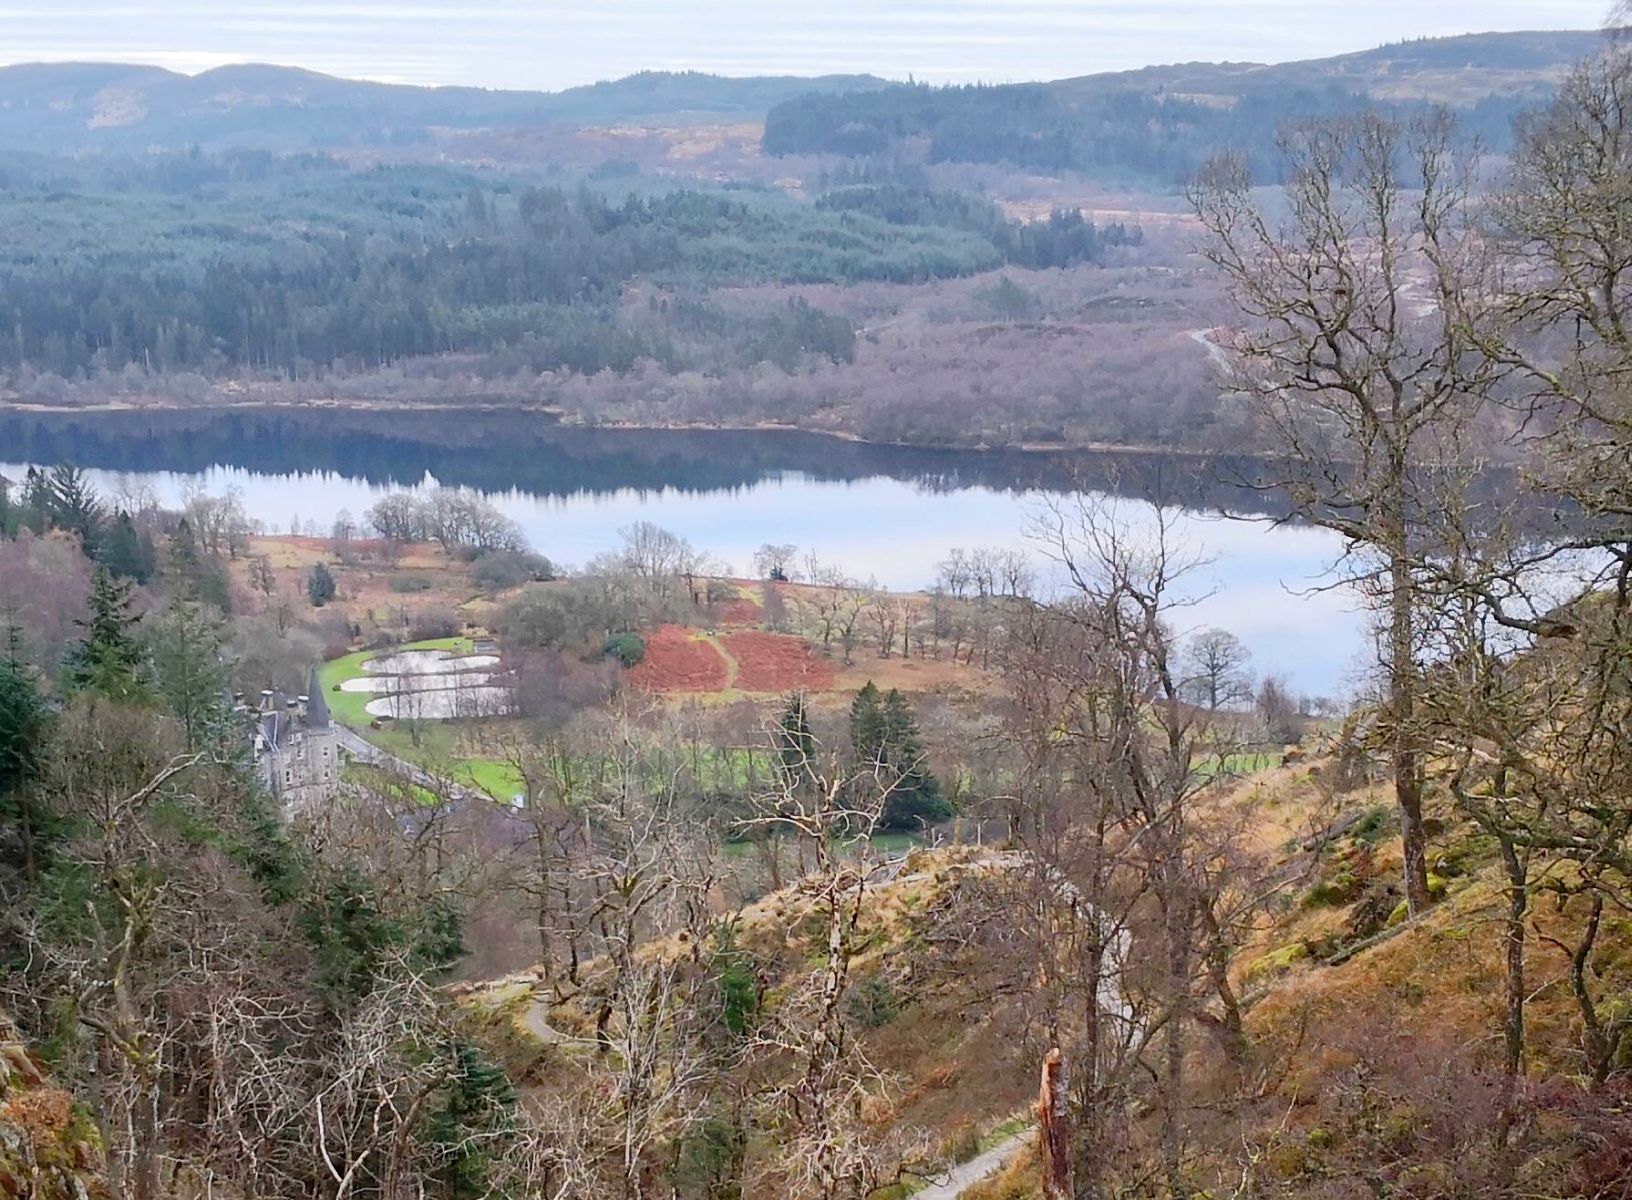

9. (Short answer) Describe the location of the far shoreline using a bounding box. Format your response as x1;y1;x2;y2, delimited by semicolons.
0;397;1239;462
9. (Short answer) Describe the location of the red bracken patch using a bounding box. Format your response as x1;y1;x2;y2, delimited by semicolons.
628;626;730;692
722;631;837;692
715;597;762;626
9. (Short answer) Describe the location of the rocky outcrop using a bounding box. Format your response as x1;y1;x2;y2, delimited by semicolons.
0;1014;103;1200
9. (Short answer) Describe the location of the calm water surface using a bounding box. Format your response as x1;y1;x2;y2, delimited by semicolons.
0;409;1369;695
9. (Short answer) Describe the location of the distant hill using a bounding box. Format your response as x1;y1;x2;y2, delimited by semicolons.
1048;29;1606;105
0;30;1609;162
763;30;1612;185
0;63;891;153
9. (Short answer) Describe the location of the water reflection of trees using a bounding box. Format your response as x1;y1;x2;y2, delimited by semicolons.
3;409;1543;531
1;408;1298;516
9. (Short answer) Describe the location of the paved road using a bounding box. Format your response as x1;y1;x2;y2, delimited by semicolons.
333;725;499;804
916;1130;1033;1199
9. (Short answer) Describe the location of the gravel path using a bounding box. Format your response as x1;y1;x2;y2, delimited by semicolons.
915;1129;1032;1199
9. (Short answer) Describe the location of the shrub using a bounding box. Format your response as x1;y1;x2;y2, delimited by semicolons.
846;973;900;1028
674;1115;746;1199
1350;804;1393;846
710;927;759;1036
409;608;461;641
603;632;646;667
471;550;558;591
938;1121;982;1166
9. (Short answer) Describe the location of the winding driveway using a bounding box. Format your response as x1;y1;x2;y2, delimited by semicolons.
334;725;498;803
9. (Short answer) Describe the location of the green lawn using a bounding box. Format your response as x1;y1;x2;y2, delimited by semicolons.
317;636;474;729
318;638;525;802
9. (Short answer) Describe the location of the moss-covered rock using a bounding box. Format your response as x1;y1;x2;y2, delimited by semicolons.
1247;942;1311;982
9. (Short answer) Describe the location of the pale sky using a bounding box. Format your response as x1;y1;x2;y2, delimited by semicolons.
0;0;1615;90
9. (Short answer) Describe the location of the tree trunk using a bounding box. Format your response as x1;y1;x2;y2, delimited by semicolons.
1198;905;1248;1066
1498;838;1527;1082
1388;546;1431;914
1570;894;1612;1087
1494;833;1528;1182
1160;882;1191;1198
1038;1049;1072;1200
131;1056;160;1200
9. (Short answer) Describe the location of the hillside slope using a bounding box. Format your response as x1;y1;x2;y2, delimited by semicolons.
0;63;889;152
0;30;1606;159
1050;29;1607;104
456;750;1632;1198
761;30;1609;182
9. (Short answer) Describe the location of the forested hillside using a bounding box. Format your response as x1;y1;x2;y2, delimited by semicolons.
762;31;1606;183
0;30;1608;452
0;153;1128;381
765;80;1536;185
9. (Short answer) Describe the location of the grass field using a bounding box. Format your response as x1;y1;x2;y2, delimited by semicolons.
317;637;526;800
317;636;474;726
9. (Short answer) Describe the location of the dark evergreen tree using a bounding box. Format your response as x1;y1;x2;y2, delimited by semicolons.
97;510;157;583
167;517;233;613
775;690;816;789
879;687;949;830
0;623;52;877
170;516;200;570
19;468;50;532
299;865;464;1010
66;567;148;700
307;562;337;607
847;680;886;769
147;594;231;749
427;1042;517;1200
848;681;949;831
43;463;104;551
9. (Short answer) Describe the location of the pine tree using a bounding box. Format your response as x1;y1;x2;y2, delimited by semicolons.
148;594;231;749
308;562;337;607
848;680;886;768
19;467;50;532
44;463;105;552
67;567;149;701
428;1041;517;1200
776;691;816;789
879;688;948;830
97;510;156;583
848;682;949;831
0;622;50;877
170;516;200;571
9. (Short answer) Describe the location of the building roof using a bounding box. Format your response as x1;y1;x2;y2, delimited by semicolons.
306;668;331;729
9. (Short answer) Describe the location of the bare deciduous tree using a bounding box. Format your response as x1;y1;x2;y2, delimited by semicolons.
1181;627;1253;711
1193;112;1500;915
